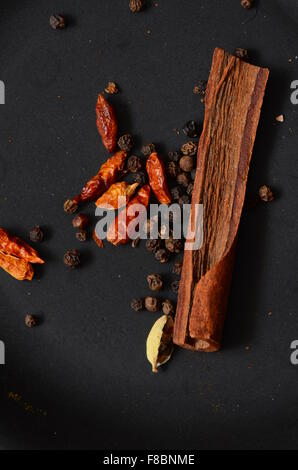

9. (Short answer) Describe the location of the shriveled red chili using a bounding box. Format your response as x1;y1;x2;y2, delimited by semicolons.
96;93;118;153
146;152;171;204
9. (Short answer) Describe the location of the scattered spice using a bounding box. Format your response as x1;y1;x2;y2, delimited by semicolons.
147;273;163;291
25;314;37;328
127;155;142;173
178;194;189;206
118;133;134;152
171;280;180;294
133;171;147;185
241;0;253;9
76;230;87;242
259;185;274;202
131;298;144;311
96;93;118;153
129;0;144;12
131;237;140;248
193;80;207;99
275;114;284;123
155;248;170;263
95;181;139;210
63;249;80;268
104;81;119;95
181;141;197;157
182;120;199;138
168;151;180;162
29;226;44;243
172;261;182;276
145;238;162;253
145;296;160;312
146;315;174;373
64;199;78;214
234;48;249;60
49;14;66;30
72;213;89;229
166;161;179;178
165;237;183;254
162;299;175;316
171;186;181;201
146;152;171;204
93;230;104;249
187;182;194;196
176;172;189;187
179;155;194;172
141;143;156;157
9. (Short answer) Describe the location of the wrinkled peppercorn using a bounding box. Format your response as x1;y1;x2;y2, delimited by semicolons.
145;238;162;253
166;161;179;178
76;230;87;242
187;182;194;196
165;237;183;254
141;143;156;157
259;185;274;202
183;120;199;138
133;171;146;185
241;0;253;9
63;249;80;268
234;48;249;60
131;237;140;248
147;273;163;291
178;194;189;206
177;172;189;187
131;298;144;311
118;133;134;152
180;155;194;172
162;299;175;316
127;155;142;173
25;314;37;328
155;248;170;263
171;186;181;201
193;80;207;97
171;280;180;294
145;296;160;312
172;261;182;276
72;213;89;229
29;226;44;243
191;169;196;181
181;141;197;157
168;151;181;162
50;14;66;29
105;81;119;94
64;199;78;214
129;0;144;12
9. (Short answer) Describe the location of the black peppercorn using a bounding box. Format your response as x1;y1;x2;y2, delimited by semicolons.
147;273;163;291
162;299;175;316
145;296;160;312
155;248;170;263
141;143;156;157
29;226;44;243
176;172;189;188
234;48;249;60
50;14;66;30
63;249;80;268
64;199;78;214
171;280;180;294
182;120;199;138
168;151;181;162
172;261;182;276
25;314;37;328
259;185;274;202
178;194;189;206
166;161;179;178
118;133;134;152
145;238;162;253
193;80;207;97
131;298;144;311
76;230;87;242
133;171;146;185
241;0;253;9
165;237;183;254
181;141;197;157
187;182;194;197
179;155;194;172
171;186;181;201
129;0;144;13
127;155;142;173
72;213;89;229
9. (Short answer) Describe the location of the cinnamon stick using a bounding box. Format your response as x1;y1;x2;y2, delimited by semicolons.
173;48;269;352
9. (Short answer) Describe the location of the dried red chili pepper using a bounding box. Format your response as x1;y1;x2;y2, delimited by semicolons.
146;152;171;204
96;93;118;153
0;228;44;264
64;151;127;212
95;182;139;210
107;185;151;246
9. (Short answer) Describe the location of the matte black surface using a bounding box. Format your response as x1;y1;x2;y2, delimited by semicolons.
0;0;298;450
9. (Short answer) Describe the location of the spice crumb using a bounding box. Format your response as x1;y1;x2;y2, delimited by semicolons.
105;82;119;95
259;185;274;202
25;314;37;328
49;14;66;30
63;249;80;268
275;114;284;123
129;0;143;13
241;0;253;9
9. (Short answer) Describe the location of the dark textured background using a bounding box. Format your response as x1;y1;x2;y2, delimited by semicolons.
0;0;298;450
